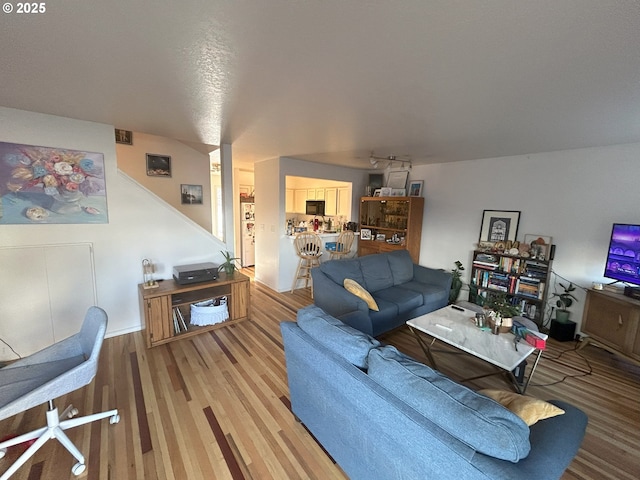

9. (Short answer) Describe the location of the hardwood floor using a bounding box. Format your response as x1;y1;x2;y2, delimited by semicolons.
1;276;639;479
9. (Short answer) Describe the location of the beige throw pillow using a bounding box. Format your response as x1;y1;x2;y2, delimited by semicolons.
344;278;379;311
479;389;565;426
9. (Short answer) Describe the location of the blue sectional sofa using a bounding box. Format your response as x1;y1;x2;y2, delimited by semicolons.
281;305;588;480
311;249;452;336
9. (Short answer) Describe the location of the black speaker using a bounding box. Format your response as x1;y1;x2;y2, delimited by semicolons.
624;286;640;300
549;319;576;342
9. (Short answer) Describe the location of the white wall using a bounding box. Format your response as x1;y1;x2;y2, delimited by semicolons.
413;143;640;332
254;156;368;291
117;132;213;232
0;107;227;341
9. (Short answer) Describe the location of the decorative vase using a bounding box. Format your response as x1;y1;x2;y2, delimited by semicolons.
50;188;83;214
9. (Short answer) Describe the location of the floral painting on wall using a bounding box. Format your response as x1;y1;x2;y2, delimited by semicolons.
0;142;108;224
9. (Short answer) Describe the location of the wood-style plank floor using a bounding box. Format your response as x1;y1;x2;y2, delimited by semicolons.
1;274;639;479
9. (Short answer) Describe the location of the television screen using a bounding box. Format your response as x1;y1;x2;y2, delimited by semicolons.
604;223;640;286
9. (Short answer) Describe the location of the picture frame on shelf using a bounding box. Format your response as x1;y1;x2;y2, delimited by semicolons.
373;189;382;197
360;228;372;240
478;210;520;243
146;154;171;177
390;188;406;196
386;170;409;189
379;187;392;196
409;180;423;197
376;233;386;241
524;234;553;260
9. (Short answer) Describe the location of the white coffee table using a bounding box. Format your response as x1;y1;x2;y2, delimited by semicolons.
406;304;545;394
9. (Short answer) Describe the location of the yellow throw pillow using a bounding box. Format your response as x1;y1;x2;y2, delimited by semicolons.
344;278;379;311
479;389;565;426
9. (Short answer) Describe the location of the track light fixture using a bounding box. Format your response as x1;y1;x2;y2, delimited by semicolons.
369;152;412;170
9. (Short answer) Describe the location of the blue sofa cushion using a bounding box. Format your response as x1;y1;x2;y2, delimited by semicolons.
373;286;423;315
359;254;394;292
401;280;450;306
367;346;531;462
320;258;364;287
387;249;414;285
296;305;381;368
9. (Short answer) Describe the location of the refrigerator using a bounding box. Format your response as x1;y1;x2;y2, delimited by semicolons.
241;199;255;267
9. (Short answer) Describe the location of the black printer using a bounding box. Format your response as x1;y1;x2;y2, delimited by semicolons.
173;262;218;285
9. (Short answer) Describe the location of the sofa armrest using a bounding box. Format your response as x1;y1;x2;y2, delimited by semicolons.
311;267;369;317
413;265;453;290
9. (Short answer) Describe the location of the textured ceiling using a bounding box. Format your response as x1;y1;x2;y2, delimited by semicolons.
2;0;640;169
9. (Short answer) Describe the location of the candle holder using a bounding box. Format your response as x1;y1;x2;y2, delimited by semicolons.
142;258;159;289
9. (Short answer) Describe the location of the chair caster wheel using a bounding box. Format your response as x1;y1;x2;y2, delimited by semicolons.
72;462;86;476
110;414;120;424
0;448;6;459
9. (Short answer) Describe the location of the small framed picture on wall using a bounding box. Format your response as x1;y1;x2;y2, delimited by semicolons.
146;154;171;177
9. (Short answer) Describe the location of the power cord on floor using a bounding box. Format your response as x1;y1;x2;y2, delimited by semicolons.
529;341;593;387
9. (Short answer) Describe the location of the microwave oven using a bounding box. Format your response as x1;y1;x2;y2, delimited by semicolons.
305;200;325;216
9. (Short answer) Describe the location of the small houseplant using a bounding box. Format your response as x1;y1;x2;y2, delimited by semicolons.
551;282;578;323
485;294;521;332
219;251;240;276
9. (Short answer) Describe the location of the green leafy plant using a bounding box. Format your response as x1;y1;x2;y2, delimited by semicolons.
551;282;578;312
449;260;465;304
485;293;521;319
219;250;240;275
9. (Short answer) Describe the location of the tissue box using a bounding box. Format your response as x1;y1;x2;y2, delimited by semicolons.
525;332;546;349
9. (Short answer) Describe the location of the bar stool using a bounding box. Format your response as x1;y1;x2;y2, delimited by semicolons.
329;230;355;260
291;232;323;295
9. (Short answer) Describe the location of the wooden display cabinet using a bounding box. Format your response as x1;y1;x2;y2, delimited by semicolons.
139;272;250;348
580;288;640;362
358;196;424;263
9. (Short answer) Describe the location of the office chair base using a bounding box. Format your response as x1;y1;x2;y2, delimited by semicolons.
0;403;119;479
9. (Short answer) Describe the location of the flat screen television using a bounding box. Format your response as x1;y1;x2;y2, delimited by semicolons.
603;223;640;286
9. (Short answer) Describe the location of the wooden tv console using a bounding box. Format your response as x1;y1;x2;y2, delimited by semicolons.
138;272;250;348
580;288;640;363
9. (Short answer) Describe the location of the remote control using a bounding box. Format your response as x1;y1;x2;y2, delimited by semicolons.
451;305;464;311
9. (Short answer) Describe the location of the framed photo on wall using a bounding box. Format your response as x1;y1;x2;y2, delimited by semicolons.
181;184;203;204
478;210;520;243
146;154;171;177
115;129;133;145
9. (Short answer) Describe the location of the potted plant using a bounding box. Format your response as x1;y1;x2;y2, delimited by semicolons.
449;260;465;304
219;251;240;276
551;282;578;323
485;294;521;332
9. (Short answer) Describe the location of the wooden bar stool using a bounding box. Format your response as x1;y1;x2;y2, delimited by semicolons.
329;230;355;260
291;232;323;296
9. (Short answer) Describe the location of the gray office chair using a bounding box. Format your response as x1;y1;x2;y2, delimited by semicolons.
0;306;119;479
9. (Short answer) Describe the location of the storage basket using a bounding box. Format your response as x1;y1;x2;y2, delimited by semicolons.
190;296;229;326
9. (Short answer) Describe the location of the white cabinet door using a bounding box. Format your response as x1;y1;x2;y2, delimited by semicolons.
315;189;325;200
307;189;316;200
325;188;337;216
294;189;307;213
337;187;351;216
